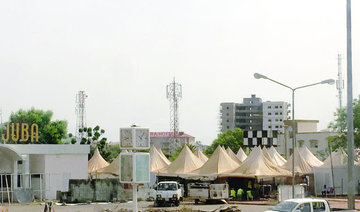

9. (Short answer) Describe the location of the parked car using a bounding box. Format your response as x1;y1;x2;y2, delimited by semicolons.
265;198;356;212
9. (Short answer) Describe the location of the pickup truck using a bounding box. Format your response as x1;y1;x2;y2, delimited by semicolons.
152;181;183;207
265;198;356;212
187;182;229;204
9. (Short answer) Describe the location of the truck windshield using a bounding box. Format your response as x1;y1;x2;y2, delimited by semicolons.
271;201;298;212
157;183;177;191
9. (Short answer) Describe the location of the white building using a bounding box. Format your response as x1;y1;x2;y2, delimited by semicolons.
262;101;289;133
0;144;89;202
276;120;336;159
220;95;288;133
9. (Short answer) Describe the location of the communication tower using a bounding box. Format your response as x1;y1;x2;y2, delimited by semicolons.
166;78;182;154
76;91;88;143
336;54;344;109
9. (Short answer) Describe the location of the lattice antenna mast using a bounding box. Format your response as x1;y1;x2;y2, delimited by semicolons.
166;78;182;136
336;54;344;109
76;91;88;143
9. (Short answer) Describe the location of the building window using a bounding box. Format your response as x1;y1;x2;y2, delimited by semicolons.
268;119;271;122
227;113;229;116
298;140;304;147
275;126;279;128
227;120;229;122
280;112;283;115
310;140;319;148
275;112;279;115
280;126;283;128
268;106;271;109
275;119;279;121
268;126;271;128
275;106;279;109
227;126;229;129
268;112;271;115
280;106;282;108
280;119;283;121
227;107;229;109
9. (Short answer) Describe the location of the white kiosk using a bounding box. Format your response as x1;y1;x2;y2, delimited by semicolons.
119;127;150;212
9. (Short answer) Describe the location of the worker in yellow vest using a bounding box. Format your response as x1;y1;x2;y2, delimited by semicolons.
237;188;243;200
230;188;236;200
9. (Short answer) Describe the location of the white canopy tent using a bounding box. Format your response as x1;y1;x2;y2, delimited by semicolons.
194;150;208;164
236;147;247;162
268;146;287;166
157;145;203;177
226;147;242;165
228;146;291;178
313;149;360;195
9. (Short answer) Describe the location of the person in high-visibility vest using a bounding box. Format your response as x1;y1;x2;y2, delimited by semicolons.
246;190;253;200
230;188;236;200
237;188;243;200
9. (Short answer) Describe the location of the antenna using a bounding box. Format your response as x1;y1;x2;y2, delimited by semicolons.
166;78;182;154
76;91;88;144
336;54;344;109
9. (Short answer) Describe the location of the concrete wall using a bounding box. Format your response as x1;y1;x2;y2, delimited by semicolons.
66;179;130;203
297;122;318;133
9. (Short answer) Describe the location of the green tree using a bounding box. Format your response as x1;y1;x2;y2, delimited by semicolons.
80;125;109;159
2;108;68;144
204;128;244;157
328;97;360;150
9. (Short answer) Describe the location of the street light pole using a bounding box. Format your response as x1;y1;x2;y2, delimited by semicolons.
254;73;334;198
346;0;355;209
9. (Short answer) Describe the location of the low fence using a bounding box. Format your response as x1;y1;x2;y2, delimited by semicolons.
0;173;66;203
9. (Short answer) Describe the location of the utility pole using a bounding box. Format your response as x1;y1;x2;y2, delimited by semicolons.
346;0;355;209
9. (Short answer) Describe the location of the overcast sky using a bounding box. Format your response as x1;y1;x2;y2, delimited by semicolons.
1;0;359;145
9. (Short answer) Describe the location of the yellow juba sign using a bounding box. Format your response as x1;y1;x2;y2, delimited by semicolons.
2;123;39;142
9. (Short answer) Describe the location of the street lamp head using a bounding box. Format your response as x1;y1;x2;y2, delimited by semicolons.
321;79;335;85
254;73;268;79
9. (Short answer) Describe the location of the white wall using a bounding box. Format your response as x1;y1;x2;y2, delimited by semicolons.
297;122;318;133
29;155;45;173
43;154;88;200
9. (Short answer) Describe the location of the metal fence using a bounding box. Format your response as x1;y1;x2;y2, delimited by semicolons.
0;173;48;203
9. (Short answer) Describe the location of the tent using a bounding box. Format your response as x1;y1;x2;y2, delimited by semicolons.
299;146;324;167
230;146;291;177
226;147;242;165
321;148;360;167
313;149;360;195
157;147;171;164
194;150;208;164
267;146;287;166
150;146;171;172
236;147;247;162
99;153;120;176
192;146;240;176
281;148;313;174
88;147;109;173
158;145;203;176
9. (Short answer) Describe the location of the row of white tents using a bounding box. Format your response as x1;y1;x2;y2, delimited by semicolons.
150;145;325;179
87;144;360;195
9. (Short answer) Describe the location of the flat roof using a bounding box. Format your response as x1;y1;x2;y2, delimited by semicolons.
1;144;90;155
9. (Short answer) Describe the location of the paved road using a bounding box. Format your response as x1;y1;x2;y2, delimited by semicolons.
1;201;272;212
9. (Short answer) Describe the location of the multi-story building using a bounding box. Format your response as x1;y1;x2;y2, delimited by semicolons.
276;120;336;159
262;101;289;132
220;95;288;133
